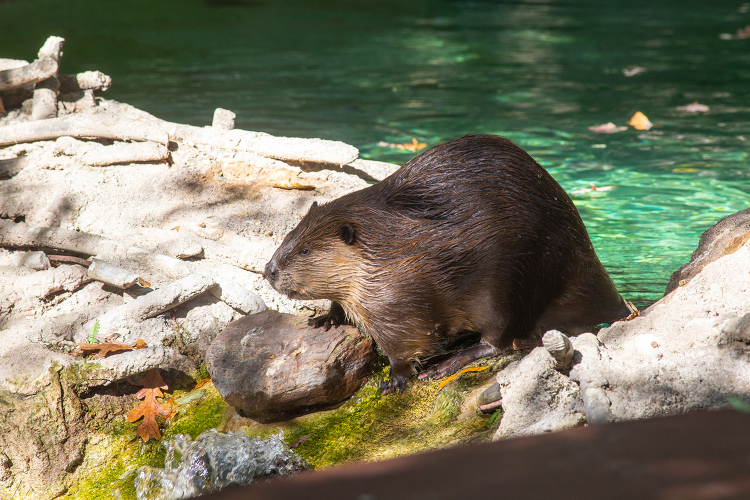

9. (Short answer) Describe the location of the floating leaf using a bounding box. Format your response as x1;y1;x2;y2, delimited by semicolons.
622;66;646;77
588;122;628;134
377;138;427;152
436;365;489;391
628;111;653;131
127;368;171;442
571;183;617;195
676;102;709;113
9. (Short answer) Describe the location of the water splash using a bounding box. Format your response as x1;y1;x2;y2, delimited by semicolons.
134;430;308;500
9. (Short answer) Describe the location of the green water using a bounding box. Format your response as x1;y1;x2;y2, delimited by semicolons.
2;0;749;308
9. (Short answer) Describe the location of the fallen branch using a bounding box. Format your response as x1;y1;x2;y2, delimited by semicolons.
0;58;58;92
0;219;131;259
164;121;359;166
31;37;65;120
141;253;267;314
17;264;91;302
81;141;170;166
96;273;217;337
0;113;170;147
59;71;111;93
88;258;140;288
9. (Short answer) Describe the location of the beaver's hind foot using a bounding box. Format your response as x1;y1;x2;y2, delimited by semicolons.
418;344;500;381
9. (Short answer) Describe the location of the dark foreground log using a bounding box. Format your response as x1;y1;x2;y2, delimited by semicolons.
201;409;750;500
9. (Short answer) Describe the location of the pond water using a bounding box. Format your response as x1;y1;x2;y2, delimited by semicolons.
2;0;749;308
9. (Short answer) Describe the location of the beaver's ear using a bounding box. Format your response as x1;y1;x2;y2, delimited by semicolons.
308;201;318;213
339;223;355;245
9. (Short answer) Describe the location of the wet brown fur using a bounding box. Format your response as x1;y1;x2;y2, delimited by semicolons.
265;135;630;392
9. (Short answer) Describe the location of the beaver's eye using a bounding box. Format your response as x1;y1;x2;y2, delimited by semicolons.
300;248;309;256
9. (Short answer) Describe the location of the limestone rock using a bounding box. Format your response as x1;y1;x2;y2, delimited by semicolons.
665;208;750;294
206;310;377;423
570;240;750;422
493;347;585;440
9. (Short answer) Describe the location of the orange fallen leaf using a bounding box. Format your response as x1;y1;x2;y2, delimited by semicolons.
437;365;490;391
73;340;148;359
127;368;171;442
399;138;427;152
377;138;427;152
194;377;211;390
628;111;653;131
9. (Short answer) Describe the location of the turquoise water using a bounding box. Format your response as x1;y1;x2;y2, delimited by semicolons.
2;0;749;308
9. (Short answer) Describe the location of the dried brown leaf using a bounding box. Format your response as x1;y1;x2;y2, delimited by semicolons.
127;369;171;442
73;341;139;359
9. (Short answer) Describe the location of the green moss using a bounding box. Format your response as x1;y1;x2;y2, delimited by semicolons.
163;383;227;440
61;351;517;499
60;432;166;500
61;381;228;500
191;363;211;382
240;354;514;469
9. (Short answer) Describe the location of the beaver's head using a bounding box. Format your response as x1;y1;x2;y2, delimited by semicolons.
264;200;363;301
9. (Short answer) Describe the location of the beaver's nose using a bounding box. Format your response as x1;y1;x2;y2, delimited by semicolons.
264;259;279;282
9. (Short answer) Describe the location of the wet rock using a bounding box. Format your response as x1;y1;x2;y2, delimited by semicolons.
492;347;585;440
665;208;750;294
206;310;377;423
134;429;308;500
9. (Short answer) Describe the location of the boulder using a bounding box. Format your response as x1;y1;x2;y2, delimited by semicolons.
492;347;585;440
569;240;750;422
206;311;377;423
665;208;750;294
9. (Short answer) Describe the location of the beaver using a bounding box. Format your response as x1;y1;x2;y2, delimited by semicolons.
264;134;631;394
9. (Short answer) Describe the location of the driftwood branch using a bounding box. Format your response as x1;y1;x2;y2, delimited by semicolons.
165;121;359;166
0;58;58;92
0;114;169;147
96;273;217;337
0;219;131;259
31;37;65;120
81;141;169;166
59;71;111;93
